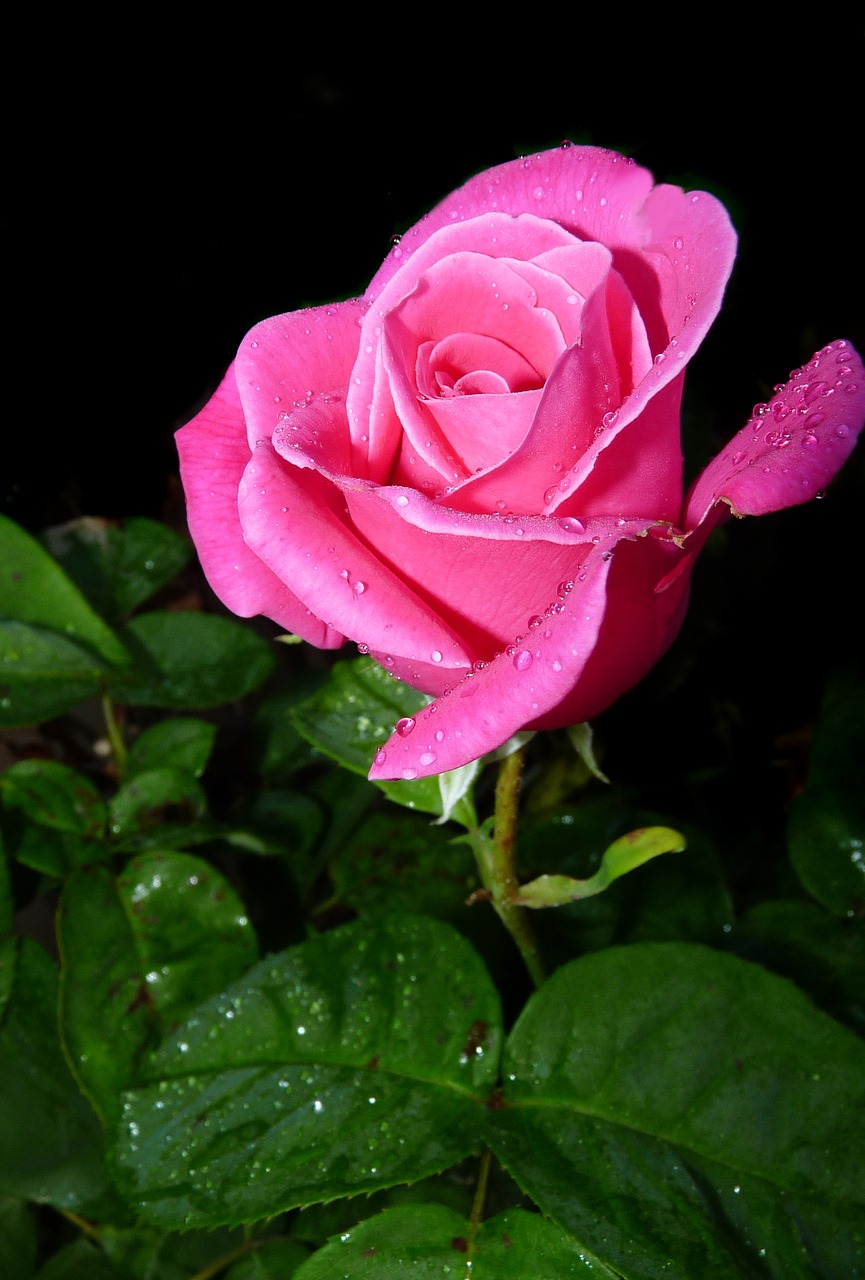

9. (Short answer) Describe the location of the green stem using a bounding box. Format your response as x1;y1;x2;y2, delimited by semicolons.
469;1147;493;1233
101;694;127;777
473;749;545;987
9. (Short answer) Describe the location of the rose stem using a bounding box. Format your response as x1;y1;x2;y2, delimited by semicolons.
476;748;545;988
101;694;127;777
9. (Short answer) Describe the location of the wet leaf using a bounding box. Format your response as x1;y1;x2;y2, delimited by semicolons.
126;719;217;780
487;943;865;1279
115;916;501;1228
0;621;107;727
1;761;107;875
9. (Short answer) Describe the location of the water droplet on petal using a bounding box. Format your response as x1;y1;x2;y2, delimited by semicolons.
401;768;418;780
374;750;387;766
395;717;416;737
353;581;367;595
430;650;442;663
419;751;437;766
558;517;585;535
513;650;533;672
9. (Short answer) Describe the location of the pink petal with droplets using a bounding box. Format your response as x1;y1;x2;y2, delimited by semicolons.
238;437;470;679
175;366;342;647
369;528;688;780
685;340;865;531
234;299;369;450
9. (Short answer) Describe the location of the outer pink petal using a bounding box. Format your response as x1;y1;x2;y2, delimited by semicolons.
685;340;865;532
238;438;471;678
369;525;687;780
367;147;736;365
175;366;342;647
234;298;369;450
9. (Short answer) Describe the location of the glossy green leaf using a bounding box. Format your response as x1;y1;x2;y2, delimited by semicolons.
0;621;106;727
0;1196;37;1280
127;719;216;780
108;769;208;844
58;854;258;1127
0;937;110;1212
487;943;865;1279
108;612;274;709
43;517;190;621
0;515;128;667
116;916;501;1228
293;1204;616;1278
291;658;475;824
1;761;107;875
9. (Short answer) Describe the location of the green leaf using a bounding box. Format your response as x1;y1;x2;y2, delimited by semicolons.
33;1239;125;1280
0;621;107;727
789;671;865;917
100;1223;253;1280
0;937;111;1213
0;835;12;936
58;854;258;1128
43;517;190;621
108;769;208;844
516;826;685;907
225;1239;310;1280
329;810;478;926
567;722;609;784
108;612;274;709
736;900;865;1034
293;1204;616;1278
487;943;865;1279
1;761;107;875
789;786;865;918
115;916;501;1228
127;719;217;780
0;515;128;667
0;1196;37;1280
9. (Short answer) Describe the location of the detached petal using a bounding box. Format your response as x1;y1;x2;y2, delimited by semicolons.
685;340;865;532
175;366;342;647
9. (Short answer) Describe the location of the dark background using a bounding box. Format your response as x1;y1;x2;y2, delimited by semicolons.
8;53;863;525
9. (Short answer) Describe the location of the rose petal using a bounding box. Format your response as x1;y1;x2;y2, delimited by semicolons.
685;340;865;531
235;298;369;451
175;367;343;647
349;213;581;478
369;527;687;780
238;437;471;677
367;148;736;368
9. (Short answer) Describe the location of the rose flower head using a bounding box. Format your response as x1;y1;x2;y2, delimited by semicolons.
177;146;864;780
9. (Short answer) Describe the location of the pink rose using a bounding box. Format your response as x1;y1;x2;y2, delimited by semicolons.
176;146;864;781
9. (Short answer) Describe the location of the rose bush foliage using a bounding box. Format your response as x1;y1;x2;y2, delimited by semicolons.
177;146;864;780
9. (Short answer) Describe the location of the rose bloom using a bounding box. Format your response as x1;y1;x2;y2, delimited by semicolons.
177;146;863;781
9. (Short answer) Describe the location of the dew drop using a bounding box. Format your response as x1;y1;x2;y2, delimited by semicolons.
430;650;442;663
401;768;418;780
395;494;410;507
353;581;367;595
836;423;851;438
513;650;533;672
559;516;585;535
543;486;558;505
435;730;445;742
395;717;416;737
419;751;437;766
374;750;387;766
732;450;746;465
